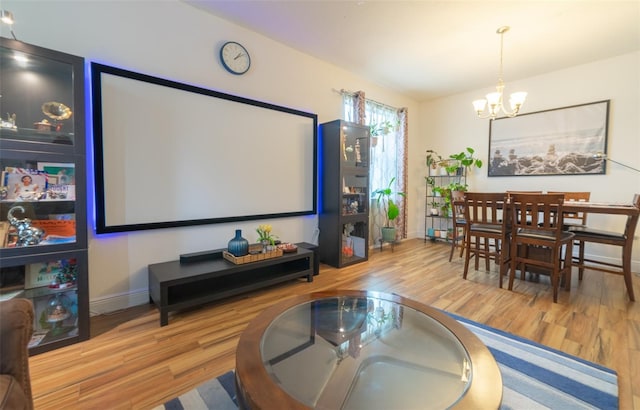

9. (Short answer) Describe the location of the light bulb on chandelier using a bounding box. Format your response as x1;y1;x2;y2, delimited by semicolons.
473;26;526;119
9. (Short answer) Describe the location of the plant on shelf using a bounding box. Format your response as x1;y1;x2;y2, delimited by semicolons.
256;224;277;246
448;147;483;175
426;150;444;174
372;177;405;242
429;200;440;216
440;182;469;217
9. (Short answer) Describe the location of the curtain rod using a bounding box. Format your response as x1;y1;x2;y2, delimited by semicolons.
332;87;401;112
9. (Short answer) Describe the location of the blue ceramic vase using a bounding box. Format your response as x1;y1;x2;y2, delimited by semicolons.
228;229;249;256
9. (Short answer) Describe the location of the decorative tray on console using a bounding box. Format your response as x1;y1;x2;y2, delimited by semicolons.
223;244;283;265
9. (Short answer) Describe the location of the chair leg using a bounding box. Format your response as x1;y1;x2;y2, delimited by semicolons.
463;239;472;279
563;242;572;291
577;240;585;280
483;239;490;271
622;245;636;301
448;236;456;262
550;244;566;303
508;242;517;291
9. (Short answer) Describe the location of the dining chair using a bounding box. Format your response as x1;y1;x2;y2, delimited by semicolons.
462;192;510;288
506;190;543;225
448;190;467;262
547;191;591;267
568;193;640;301
508;193;574;302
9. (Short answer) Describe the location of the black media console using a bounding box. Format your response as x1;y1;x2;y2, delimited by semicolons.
148;247;314;326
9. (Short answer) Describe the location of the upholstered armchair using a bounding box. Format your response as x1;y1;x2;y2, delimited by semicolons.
0;298;34;410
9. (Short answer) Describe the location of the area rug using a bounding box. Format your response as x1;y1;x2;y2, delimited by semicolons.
154;314;618;410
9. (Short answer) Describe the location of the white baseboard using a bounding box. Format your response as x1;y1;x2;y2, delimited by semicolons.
88;246;639;315
89;289;149;316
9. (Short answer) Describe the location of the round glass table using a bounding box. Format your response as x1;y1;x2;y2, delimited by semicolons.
235;290;502;409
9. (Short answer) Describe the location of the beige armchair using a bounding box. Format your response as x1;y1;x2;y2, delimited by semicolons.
0;298;34;410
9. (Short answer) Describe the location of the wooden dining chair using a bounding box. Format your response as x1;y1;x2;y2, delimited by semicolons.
462;192;510;288
506;191;543;225
449;190;467;262
508;193;574;303
547;191;591;267
568;193;640;301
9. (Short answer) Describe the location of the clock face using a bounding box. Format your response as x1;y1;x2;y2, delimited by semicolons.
220;41;251;75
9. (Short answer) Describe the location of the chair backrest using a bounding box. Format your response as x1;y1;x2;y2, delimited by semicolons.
509;193;566;240
450;190;466;224
463;192;508;227
506;191;544;222
626;194;640;241
506;190;543;199
547;191;590;225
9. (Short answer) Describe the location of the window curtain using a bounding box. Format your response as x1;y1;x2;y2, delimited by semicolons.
341;91;408;246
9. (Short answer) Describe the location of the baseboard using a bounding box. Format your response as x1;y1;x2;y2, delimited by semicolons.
88;246;639;315
89;289;149;316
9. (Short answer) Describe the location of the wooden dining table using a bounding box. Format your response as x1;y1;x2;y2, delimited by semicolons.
455;197;640;293
561;200;640;217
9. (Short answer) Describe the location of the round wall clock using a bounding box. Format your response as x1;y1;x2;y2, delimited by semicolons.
219;41;251;75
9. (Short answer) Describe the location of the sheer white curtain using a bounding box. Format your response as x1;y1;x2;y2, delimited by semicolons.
342;91;407;246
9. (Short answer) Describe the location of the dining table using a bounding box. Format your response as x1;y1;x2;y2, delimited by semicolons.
561;200;640;217
455;196;640;292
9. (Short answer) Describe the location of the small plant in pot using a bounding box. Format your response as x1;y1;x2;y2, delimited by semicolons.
426;150;444;175
372;177;405;243
429;200;439;216
370;121;394;148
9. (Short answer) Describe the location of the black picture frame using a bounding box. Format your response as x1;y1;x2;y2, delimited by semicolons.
488;100;609;177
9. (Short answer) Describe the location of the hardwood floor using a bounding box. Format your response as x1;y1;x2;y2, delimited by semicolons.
28;239;640;409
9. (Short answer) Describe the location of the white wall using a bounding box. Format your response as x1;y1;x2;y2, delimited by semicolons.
418;51;640;269
1;0;419;313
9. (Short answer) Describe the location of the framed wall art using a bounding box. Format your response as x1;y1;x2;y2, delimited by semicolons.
488;100;609;176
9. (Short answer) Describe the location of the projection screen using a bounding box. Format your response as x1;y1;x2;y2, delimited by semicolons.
91;63;317;234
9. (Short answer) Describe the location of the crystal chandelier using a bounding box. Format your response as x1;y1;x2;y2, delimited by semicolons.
473;26;527;119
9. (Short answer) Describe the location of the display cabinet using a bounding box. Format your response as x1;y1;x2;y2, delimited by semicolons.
0;37;88;354
319;120;369;268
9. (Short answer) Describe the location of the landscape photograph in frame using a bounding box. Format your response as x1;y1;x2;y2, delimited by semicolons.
488;100;609;177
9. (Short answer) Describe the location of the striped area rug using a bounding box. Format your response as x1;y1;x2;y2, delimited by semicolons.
155;314;618;410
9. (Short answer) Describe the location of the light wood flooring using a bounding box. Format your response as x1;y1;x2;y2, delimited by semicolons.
28;239;640;409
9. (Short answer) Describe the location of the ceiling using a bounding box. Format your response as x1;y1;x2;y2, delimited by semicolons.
185;1;640;102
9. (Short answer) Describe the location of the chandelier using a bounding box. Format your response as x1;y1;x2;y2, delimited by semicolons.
472;26;527;119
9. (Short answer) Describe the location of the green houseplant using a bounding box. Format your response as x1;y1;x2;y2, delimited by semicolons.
372;177;405;242
370;121;394;147
448;147;483;174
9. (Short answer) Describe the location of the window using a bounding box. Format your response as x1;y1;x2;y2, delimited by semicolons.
343;92;407;245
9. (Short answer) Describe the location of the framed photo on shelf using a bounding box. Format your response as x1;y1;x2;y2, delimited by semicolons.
37;162;75;185
2;170;48;200
488;100;609;177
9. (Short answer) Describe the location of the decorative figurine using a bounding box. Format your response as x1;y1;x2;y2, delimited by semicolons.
1;113;17;130
7;205;45;246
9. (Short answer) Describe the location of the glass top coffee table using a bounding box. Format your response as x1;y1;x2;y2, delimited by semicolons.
235;290;502;409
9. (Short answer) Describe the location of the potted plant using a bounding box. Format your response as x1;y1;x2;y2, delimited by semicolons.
429;200;439;216
370;121;394;147
426;150;443;175
448;147;483;175
372;177;405;243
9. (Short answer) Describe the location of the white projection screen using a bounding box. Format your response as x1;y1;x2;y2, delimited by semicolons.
91;63;317;233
